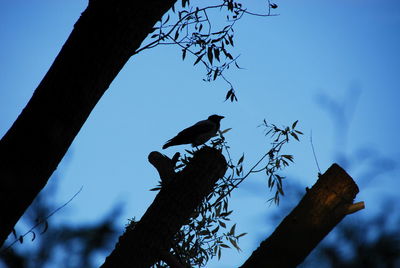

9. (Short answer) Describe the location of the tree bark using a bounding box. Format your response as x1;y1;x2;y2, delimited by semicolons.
240;163;364;268
101;147;227;268
0;0;176;246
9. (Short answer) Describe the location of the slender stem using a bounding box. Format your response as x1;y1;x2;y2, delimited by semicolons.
1;186;83;252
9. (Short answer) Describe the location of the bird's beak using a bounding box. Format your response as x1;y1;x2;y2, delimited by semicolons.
219;115;225;119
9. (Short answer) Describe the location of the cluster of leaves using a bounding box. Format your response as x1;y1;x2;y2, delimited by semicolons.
135;0;278;102
156;198;245;267
214;120;303;205
261;119;303;204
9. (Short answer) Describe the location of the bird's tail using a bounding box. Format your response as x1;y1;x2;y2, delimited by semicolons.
162;140;173;149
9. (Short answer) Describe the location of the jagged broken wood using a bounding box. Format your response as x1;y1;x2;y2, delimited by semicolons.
148;151;180;184
101;147;227;268
240;163;364;268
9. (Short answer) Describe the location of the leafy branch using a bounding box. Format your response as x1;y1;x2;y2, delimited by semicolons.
134;0;279;102
213;119;303;206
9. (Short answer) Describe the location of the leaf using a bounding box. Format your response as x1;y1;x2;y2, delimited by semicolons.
207;46;213;64
292;120;298;129
182;0;189;8
164;14;170;24
229;223;236;236
213;69;218;80
199;230;210;236
18;235;23;244
41;220;49;234
290;132;299;141
194;47;205;55
214;48;220;62
229;238;241;251
237;154;244;165
174;30;179;41
214;244;218;255
234;61;242;69
282;155;294;162
30;231;36;241
218;220;226;228
12;228;17;239
230;91;235;101
270;3;278;9
275;158;280;168
215;204;221;217
220;128;232;134
228;35;234;47
182;48;186;60
227;0;234;11
233;93;238;101
225;89;232;101
237;232;247;238
278;185;285;195
193;53;205;65
220;243;230;248
223;199;228;211
220;210;233;217
212;225;220;234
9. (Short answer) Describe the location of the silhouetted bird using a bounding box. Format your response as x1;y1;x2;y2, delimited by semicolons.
162;115;224;149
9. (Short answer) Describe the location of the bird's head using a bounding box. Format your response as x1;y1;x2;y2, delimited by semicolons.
208;114;224;123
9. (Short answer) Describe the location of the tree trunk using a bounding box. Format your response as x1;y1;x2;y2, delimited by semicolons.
0;0;176;246
101;147;227;267
240;163;364;268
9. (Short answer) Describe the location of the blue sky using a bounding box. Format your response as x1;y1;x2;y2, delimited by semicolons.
1;1;399;267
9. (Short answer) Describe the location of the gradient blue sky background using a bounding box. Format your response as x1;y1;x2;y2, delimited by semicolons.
1;0;399;267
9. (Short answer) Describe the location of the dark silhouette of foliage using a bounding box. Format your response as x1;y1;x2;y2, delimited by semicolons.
137;0;278;102
0;174;121;268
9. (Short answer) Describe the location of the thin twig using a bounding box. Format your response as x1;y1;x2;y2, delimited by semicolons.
1;186;83;252
310;130;321;174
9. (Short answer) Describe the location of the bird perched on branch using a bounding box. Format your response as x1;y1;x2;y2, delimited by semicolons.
162;115;224;149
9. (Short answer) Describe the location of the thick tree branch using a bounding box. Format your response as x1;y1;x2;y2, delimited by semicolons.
241;163;364;268
0;0;177;246
101;147;227;267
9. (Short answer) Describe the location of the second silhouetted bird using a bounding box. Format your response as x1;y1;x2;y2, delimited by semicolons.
162;115;224;149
